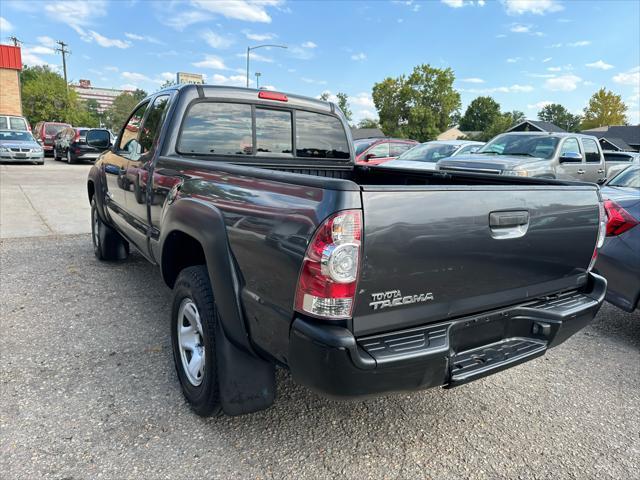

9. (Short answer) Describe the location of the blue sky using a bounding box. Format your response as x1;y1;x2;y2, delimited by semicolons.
1;0;639;124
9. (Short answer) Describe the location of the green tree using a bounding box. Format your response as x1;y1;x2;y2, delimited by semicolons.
509;110;526;125
372;64;461;142
357;118;379;129
319;92;330;101
538;103;581;132
104;92;141;131
336;92;352;123
459;96;501;132
478;111;523;142
581;88;628;129
159;79;176;90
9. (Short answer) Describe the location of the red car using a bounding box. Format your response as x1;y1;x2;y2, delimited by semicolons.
354;137;418;165
33;121;72;154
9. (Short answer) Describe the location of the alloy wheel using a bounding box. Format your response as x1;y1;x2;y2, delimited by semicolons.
177;298;206;386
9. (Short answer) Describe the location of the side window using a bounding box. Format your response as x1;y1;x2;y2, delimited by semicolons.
118;102;149;160
0;118;7;129
582;138;601;163
457;144;479;155
367;142;390;158
9;117;27;130
390;142;413;157
295;111;349;159
178;102;253;155
139;95;170;156
256;108;292;155
561;138;581;157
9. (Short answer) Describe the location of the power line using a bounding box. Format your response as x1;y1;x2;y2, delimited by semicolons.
55;40;70;91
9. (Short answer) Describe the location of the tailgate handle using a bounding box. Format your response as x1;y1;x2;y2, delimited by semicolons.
489;211;529;239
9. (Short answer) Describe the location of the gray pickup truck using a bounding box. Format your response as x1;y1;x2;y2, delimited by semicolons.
87;85;607;417
439;131;607;183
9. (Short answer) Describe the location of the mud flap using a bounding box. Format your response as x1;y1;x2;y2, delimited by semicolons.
215;322;276;416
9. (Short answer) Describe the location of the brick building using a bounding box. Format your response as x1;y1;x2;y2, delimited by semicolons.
0;45;23;116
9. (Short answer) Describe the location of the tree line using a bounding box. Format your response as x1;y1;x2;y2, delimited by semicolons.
20;65;147;131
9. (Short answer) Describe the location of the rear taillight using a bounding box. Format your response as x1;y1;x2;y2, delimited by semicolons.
588;201;607;272
604;200;638;236
294;210;362;319
74;130;81;142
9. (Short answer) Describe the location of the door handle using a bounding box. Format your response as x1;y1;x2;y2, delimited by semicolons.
577;169;585;174
597;169;605;173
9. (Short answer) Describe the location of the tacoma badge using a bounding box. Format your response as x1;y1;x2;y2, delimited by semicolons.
369;289;434;310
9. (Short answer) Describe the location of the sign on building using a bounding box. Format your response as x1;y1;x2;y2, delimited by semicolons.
176;72;204;85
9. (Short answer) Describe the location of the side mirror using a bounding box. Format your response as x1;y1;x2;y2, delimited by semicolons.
364;153;376;162
596;178;607;185
86;129;111;149
559;151;582;163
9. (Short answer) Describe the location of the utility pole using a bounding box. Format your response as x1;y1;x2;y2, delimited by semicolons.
255;72;261;89
55;40;70;91
8;36;21;47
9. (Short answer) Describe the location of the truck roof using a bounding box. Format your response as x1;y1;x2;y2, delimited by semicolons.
155;84;333;114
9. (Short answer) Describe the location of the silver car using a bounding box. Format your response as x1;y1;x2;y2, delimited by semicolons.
382;140;484;171
0;130;45;165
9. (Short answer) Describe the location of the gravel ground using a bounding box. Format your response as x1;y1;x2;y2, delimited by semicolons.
1;235;639;480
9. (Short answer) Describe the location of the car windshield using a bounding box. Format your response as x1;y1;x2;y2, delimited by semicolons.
478;134;560;160
354;139;377;155
0;130;35;142
608;166;640;188
396;143;458;162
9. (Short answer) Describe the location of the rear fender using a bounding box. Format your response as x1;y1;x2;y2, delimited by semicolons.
160;197;275;415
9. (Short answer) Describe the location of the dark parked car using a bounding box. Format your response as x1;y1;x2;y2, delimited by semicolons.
595;165;640;312
0;129;44;164
88;85;606;417
354;137;418;165
33;121;71;155
54;127;112;163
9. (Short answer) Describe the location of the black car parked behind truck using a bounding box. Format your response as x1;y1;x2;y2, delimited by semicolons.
87;85;607;417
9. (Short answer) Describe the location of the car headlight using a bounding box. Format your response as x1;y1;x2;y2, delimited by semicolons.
32;147;43;153
0;146;10;152
503;169;529;177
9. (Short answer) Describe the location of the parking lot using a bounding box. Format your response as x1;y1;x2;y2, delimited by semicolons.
1;159;639;479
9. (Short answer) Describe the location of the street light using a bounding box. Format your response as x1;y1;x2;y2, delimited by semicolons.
246;44;287;88
255;72;261;89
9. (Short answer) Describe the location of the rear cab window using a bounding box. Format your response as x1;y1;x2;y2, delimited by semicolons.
177;101;350;161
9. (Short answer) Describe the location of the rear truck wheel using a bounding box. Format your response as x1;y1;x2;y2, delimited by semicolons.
53;148;59;161
91;197;129;261
171;266;222;417
67;150;75;164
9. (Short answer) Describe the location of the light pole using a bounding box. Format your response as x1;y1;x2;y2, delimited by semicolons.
255;72;261;89
246;44;287;88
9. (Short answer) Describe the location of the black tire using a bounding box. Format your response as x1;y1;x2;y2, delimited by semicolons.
91;197;129;261
53;148;58;161
171;265;222;417
67;150;75;164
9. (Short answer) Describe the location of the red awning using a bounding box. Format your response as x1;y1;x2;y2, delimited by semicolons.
0;45;22;71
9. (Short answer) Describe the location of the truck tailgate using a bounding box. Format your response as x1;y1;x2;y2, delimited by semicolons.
353;185;600;336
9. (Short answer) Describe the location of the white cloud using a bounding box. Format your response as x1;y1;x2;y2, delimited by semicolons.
613;66;640;86
441;0;464;7
501;0;563;15
351;52;367;61
120;84;139;91
36;36;57;48
547;66;562;72
506;57;521;63
478;0;486;5
105;66;119;72
527;100;554;110
542;57;552;62
301;77;327;85
158;72;175;82
460;84;534;94
192;55;228;70
545;74;582;91
460;77;485;83
201;30;234;49
302;41;317;48
510;24;530;33
567;40;591;47
210;73;248;87
190;0;283;23
122;71;152;83
627;110;640;124
238;51;273;63
351;92;375;108
125;32;164;45
585;60;614;70
86;30;131;49
261;85;277;91
244;31;276;41
0;16;14;33
162;10;213;30
28;45;56;55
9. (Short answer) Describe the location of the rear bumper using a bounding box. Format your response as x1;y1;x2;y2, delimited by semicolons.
289;272;606;399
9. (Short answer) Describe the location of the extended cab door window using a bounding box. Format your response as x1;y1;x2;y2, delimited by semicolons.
178;102;253;155
581;137;605;182
118;102;150;160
